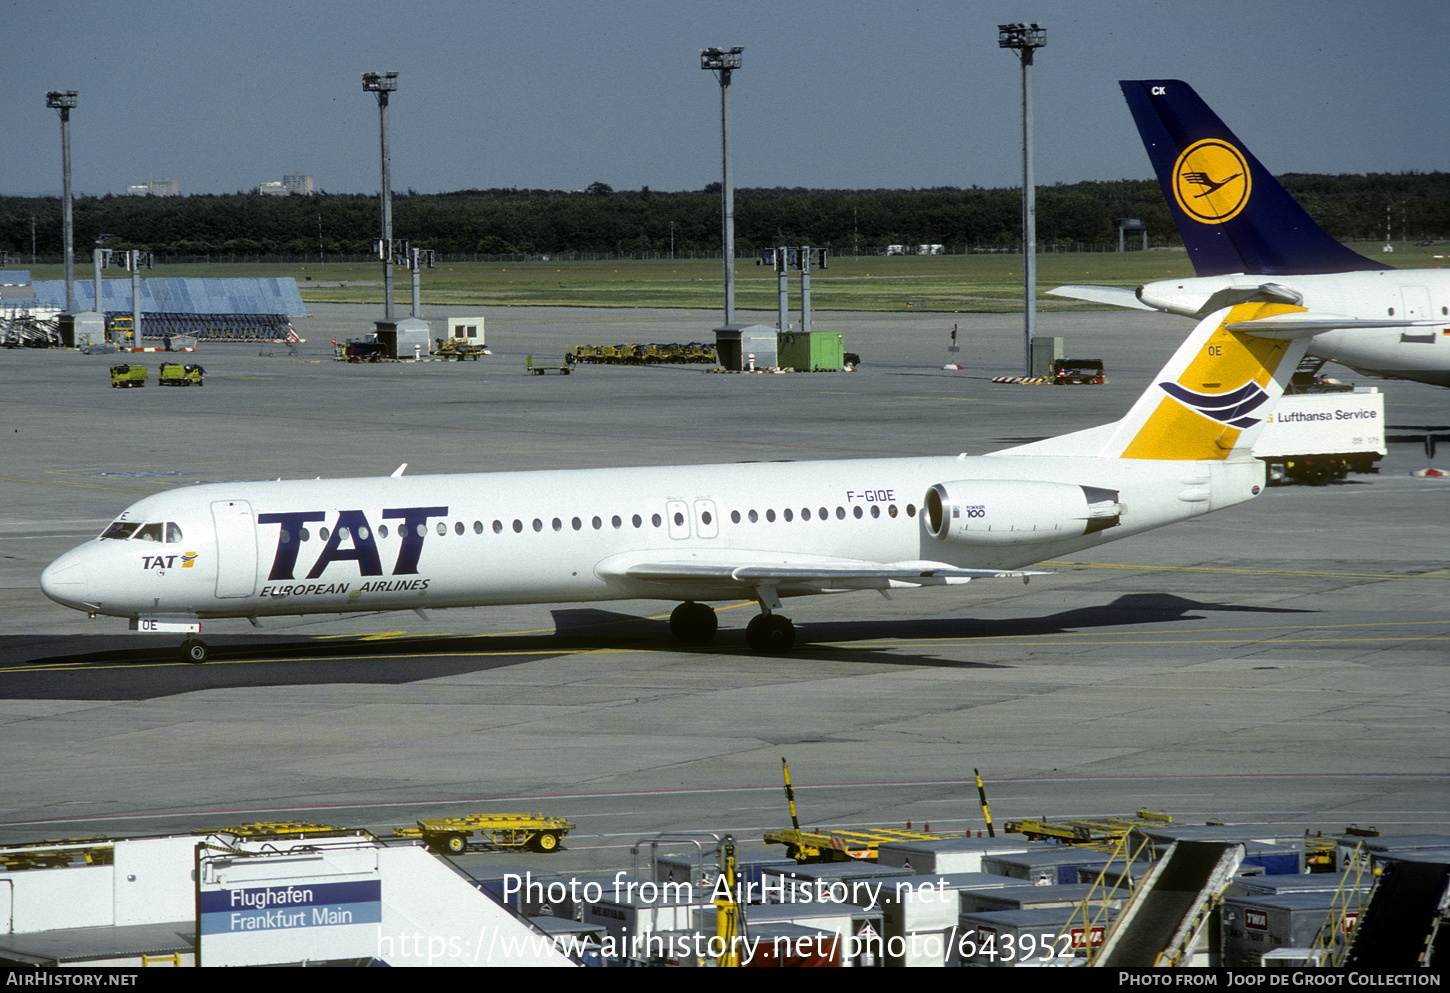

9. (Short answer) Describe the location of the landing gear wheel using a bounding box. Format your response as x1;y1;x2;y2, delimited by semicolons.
180;639;208;663
445;833;468;855
745;614;796;653
532;831;560;853
669;601;718;644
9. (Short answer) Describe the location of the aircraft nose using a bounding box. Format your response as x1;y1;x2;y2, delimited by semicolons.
41;552;91;609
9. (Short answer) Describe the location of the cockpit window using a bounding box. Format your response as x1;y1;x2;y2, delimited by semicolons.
100;521;140;540
166;522;183;543
133;523;165;542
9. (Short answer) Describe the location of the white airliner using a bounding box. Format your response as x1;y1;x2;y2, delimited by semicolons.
1051;80;1450;388
43;301;1315;662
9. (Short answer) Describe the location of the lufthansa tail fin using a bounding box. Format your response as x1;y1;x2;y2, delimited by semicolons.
1119;79;1390;278
997;303;1316;462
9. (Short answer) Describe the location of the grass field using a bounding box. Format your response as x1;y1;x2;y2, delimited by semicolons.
20;242;1441;313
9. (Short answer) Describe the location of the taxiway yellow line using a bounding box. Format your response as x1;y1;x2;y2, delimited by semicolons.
1044;560;1450;582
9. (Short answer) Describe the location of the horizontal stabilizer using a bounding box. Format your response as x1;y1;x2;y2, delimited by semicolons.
1047;285;1156;310
1228;313;1444;338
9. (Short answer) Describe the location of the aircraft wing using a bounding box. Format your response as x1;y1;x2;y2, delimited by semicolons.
1227;312;1444;339
1047;285;1157;311
597;554;1045;596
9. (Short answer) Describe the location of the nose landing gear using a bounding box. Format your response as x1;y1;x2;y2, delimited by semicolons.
180;638;209;663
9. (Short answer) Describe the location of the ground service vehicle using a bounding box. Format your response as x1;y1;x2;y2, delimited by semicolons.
109;364;146;388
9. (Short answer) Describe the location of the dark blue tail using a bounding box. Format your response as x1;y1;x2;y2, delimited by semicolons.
1119;79;1389;277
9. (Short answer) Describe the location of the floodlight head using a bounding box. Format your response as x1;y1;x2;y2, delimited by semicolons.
362;72;399;93
46;91;78;110
997;23;1046;51
700;47;744;72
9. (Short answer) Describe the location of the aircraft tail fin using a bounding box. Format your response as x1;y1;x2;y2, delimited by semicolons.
1119;79;1390;278
1095;302;1313;460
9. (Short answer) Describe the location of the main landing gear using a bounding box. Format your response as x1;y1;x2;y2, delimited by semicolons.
745;613;796;653
668;600;798;653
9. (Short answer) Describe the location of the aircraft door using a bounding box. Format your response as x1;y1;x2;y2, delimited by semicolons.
210;500;258;598
1400;286;1432;321
665;500;691;540
694;499;719;539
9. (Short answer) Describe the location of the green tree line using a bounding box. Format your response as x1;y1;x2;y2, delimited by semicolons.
2;174;1445;261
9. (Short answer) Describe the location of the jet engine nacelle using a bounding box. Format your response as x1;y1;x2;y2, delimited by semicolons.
924;479;1122;545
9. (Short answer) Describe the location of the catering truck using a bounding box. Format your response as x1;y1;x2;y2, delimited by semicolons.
1252;386;1386;485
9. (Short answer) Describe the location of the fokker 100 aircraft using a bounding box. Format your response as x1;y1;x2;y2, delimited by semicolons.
1051;80;1450;387
44;302;1319;662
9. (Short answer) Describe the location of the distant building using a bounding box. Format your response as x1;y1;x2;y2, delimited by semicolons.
127;177;179;197
258;174;315;196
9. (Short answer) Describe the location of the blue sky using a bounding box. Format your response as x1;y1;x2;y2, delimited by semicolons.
4;0;1445;196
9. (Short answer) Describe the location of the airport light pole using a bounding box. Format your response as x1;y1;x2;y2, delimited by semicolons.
362;71;398;321
701;47;743;327
46;91;78;315
998;23;1045;376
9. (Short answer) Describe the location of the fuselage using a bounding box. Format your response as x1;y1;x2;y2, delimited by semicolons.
1137;269;1450;387
40;453;1261;623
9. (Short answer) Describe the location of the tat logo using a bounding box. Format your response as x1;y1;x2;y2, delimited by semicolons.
1159;379;1270;430
257;506;447;581
1172;138;1252;224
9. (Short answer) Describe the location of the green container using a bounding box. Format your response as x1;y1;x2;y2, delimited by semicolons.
777;331;845;371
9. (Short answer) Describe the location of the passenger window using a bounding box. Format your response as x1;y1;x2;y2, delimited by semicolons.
532;519;543;532
611;515;622;529
572;517;582;531
781;509;791;522
730;510;741;524
632;514;642;528
592;516;603;530
380;525;390;538
652;513;662;527
455;522;465;535
870;506;880;519
802;508;811;521
853;507;863;519
513;520;523;533
552;518;563;532
436;523;447;536
473;521;483;534
493;520;503;534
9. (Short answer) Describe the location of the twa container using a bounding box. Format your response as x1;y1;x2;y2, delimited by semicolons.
979;847;1119;885
949;906;1097;967
959;882;1125;916
872;872;1021;968
1221;893;1340;968
875;837;1040;875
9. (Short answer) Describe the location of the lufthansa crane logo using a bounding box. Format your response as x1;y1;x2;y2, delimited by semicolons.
1172;139;1251;224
